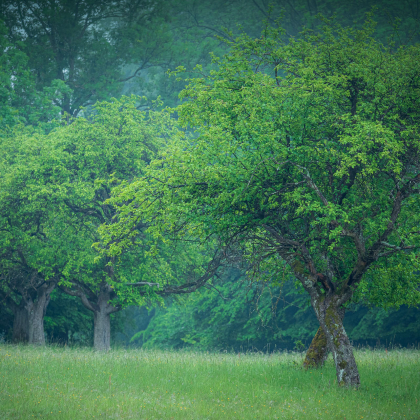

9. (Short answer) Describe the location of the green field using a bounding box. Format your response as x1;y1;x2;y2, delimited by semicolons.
0;345;418;419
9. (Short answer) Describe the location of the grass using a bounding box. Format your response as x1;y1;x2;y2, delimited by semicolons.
0;345;418;419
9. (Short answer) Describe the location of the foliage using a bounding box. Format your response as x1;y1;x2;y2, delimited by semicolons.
131;272;316;351
0;20;69;130
0;0;174;116
112;305;155;347
41;95;173;302
0;94;218;341
0;96;174;347
121;0;264;108
30;95;199;310
2;0;419;118
354;253;420;309
127;275;420;351
122;0;420;108
44;290;94;345
104;15;420;312
0;123;79;314
345;304;420;346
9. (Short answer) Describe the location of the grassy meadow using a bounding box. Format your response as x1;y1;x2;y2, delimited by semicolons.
0;345;418;420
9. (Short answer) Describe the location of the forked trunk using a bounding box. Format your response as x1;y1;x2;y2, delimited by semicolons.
303;307;346;369
93;305;111;352
11;283;53;345
64;282;120;351
12;303;29;343
312;296;359;387
28;284;54;345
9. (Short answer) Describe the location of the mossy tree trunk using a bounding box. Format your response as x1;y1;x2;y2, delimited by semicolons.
312;295;359;387
303;307;346;369
303;326;329;369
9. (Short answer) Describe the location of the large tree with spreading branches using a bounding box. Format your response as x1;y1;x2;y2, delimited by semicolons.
101;16;420;385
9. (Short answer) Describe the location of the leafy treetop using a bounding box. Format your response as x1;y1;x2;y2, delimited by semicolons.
103;16;420;315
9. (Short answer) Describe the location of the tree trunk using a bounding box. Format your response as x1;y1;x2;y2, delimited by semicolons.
27;300;46;345
93;305;111;352
312;296;360;387
12;303;29;343
92;285;118;352
303;326;329;369
27;283;54;345
303;307;346;369
10;283;54;345
62;281;120;351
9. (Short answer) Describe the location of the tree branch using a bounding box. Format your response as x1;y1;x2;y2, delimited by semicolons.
59;284;98;313
126;282;160;287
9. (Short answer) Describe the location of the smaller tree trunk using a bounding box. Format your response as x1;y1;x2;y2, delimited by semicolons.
12;303;29;343
62;281;121;351
303;307;346;369
91;284;120;352
27;283;54;345
10;282;54;345
93;306;111;352
303;326;329;369
312;295;360;387
27;302;45;345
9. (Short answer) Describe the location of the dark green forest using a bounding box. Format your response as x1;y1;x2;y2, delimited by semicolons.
1;0;420;386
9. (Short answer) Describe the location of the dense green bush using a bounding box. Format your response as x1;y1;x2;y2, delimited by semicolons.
120;270;420;351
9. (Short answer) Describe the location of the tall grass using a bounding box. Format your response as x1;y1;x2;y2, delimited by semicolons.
0;345;418;419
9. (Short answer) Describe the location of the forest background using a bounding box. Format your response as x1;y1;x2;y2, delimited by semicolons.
0;0;419;352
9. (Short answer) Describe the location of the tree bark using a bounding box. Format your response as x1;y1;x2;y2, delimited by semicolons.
303;326;329;369
312;295;360;387
27;283;54;345
9;282;54;345
60;281;121;351
65;282;120;352
93;300;111;352
12;302;29;343
303;307;346;369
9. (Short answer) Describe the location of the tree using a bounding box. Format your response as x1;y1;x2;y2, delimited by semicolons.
45;96;169;350
171;0;420;370
116;0;420;365
102;17;420;386
51;96;225;351
0;95;227;350
0;96;162;346
0;123;82;344
249;0;420;42
0;208;74;345
0;0;172;116
0;20;69;130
